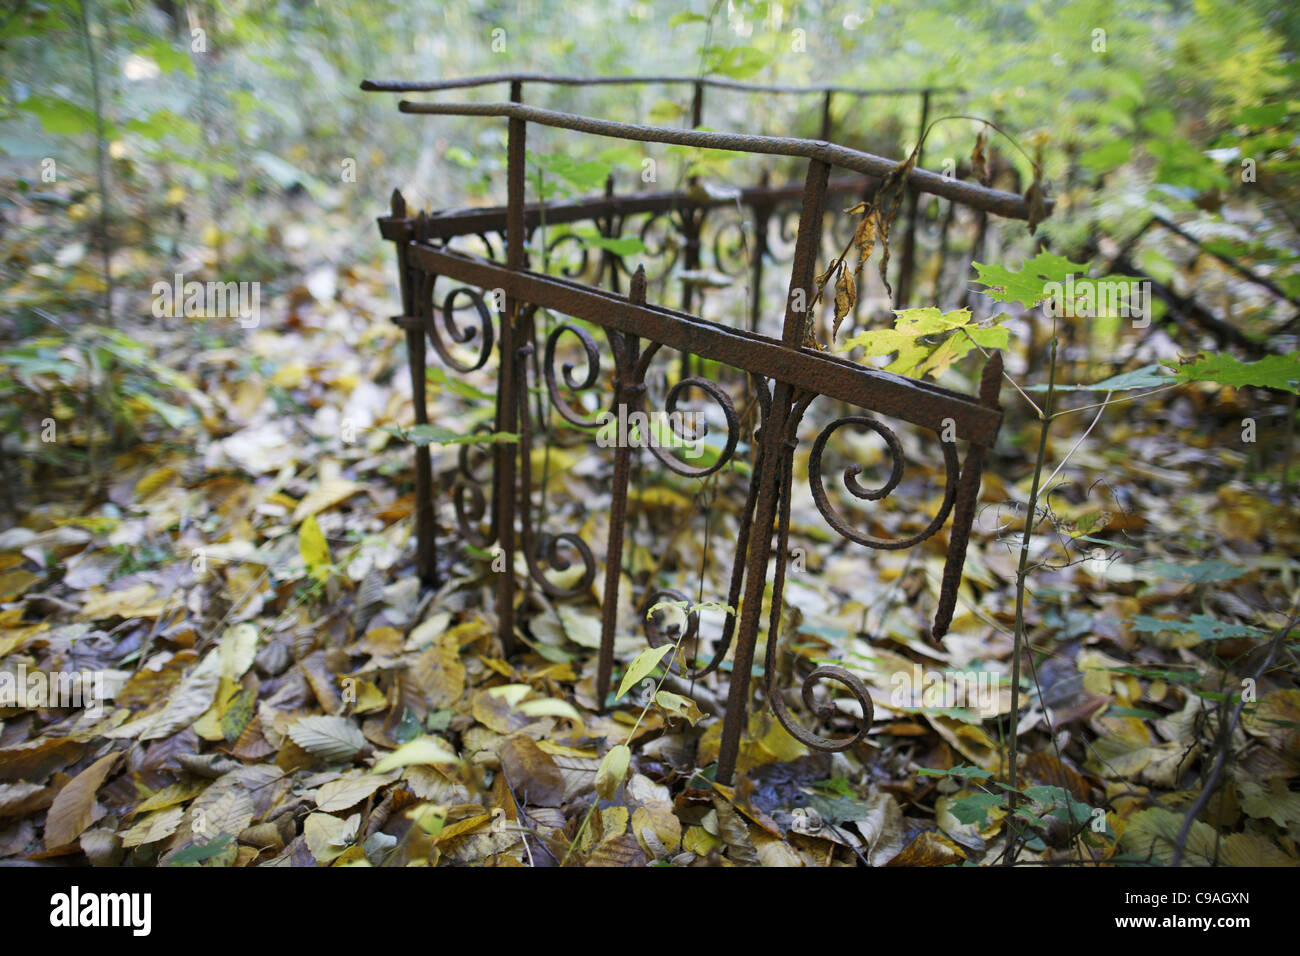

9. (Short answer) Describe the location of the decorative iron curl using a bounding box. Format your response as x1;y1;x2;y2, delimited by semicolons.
808;414;959;550
527;531;598;599
475;232;502;262
423;283;495;372
453;481;491;549
635;212;681;281
452;424;496;548
515;338;599;600
633;344;740;478
639;587;738;681
543;323;606;428
767;205;801;263
764;390;875;751
711;216;749;277
545;231;591;278
768;665;876;752
641;588;699;651
457;425;494;485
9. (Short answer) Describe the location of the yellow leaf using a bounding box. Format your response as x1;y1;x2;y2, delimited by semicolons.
372;736;458;773
299;515;331;582
120;808;185;848
135;465;180;499
595;744;630;800
77;584;164;621
292;477;365;524
0;570;42;602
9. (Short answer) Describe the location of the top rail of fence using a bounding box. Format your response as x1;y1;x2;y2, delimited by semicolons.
360;73;963;97
384;98;1041;221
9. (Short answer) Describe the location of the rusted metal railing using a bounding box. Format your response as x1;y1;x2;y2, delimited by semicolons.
366;75;1046;786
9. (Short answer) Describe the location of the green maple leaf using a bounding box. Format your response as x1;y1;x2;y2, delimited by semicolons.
387;425;517;446
1163;352;1300;394
839;307;1008;379
971;252;1092;310
1131;614;1266;643
947;792;1004;826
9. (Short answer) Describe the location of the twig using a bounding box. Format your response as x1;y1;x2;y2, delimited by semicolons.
1171;606;1299;865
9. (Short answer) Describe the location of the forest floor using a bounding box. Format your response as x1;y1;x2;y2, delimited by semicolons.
2;233;1299;867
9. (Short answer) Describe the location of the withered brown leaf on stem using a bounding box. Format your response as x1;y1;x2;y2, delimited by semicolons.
1024;141;1048;234
832;260;857;341
972;130;989;187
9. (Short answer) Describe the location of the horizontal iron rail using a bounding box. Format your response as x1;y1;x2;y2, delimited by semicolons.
361;72;963;97
377;176;872;242
395;99;1044;221
406;242;1003;445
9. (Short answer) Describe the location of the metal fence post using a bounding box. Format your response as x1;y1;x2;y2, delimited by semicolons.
391;190;439;587
896;88;931;308
717;157;830;786
494;87;526;656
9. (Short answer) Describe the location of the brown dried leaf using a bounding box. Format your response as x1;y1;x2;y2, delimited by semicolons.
586;832;647;867
0;737;85;783
120;808;184;848
832;262;857;341
498;734;565;808
713;797;759;866
43;750;121;849
885;829;966;866
409;632;466;709
972;130;989;186
0;781;52;818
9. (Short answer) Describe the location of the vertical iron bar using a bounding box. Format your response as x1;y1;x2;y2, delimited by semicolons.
749;171;770;334
819;90;833;141
602;174;621;293
679;209;700;380
782;160;830;349
932;351;1002;639
494;96;525;657
392;191;438;587
717;158;830;786
597;267;647;705
680;80;706;381
896;89;931;308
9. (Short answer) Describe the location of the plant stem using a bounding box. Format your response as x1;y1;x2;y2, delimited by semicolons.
1281;391;1296;497
1005;336;1057;864
76;0;113;325
561;628;688;866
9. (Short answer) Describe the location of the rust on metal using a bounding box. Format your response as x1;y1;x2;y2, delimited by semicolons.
370;75;1038;786
396;99;1046;220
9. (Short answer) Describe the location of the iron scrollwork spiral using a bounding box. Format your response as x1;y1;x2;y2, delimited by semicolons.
766;204;801;263
529;531;598;599
763;393;878;752
422;281;496;373
769;665;876;752
808;414;959;550
641;588;699;653
636;213;680;281
452;424;496;549
710;215;750;277
517;331;598;600
545;231;591;279
543;323;607;428
633;343;740;479
639;586;739;681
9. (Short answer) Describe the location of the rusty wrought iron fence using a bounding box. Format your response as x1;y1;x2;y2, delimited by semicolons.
365;74;1048;786
363;73;969;314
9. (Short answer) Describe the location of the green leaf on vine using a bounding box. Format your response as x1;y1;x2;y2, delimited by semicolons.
972;251;1091;310
1162;352;1300;394
839;307;1008;380
386;425;517;447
